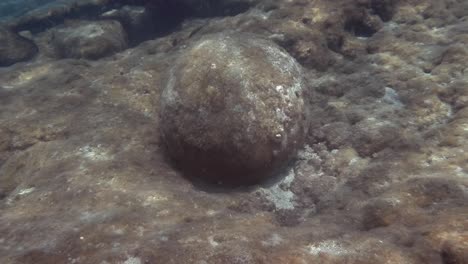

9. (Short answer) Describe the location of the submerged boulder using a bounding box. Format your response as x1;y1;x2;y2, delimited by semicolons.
101;6;153;45
0;27;37;67
51;20;127;60
160;33;309;185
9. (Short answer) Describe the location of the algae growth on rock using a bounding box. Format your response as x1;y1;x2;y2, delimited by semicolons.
0;0;467;263
160;33;308;185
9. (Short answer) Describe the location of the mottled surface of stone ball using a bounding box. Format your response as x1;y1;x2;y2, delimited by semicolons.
160;33;309;185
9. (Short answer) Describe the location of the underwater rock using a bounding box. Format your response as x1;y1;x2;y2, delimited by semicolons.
0;26;37;67
51;20;127;60
362;197;403;230
160;33;308;185
101;5;153;45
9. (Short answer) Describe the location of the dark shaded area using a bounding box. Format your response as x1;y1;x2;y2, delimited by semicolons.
344;11;381;38
162;142;297;187
8;0;254;46
128;0;253;44
441;240;468;264
344;18;377;37
141;0;198;41
370;0;398;21
0;27;38;66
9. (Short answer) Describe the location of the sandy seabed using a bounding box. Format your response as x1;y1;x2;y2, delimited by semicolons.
0;0;467;263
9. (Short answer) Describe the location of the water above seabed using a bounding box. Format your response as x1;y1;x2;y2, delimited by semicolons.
0;0;70;21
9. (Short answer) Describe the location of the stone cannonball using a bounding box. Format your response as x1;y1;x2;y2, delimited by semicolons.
160;33;309;185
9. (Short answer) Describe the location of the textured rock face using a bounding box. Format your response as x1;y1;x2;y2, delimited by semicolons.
1;0;468;263
51;20;127;60
101;6;153;45
160;33;308;185
0;27;37;66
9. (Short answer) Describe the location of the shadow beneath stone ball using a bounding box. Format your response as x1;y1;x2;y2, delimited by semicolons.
160;148;296;194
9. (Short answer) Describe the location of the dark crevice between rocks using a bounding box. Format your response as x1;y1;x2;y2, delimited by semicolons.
326;34;345;54
341;4;384;39
8;0;255;49
140;1;198;44
126;0;253;46
370;0;398;22
344;17;378;38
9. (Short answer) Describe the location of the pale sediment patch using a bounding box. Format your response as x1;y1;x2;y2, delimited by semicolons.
259;169;296;210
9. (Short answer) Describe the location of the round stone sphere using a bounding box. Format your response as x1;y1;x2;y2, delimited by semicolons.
160;33;309;185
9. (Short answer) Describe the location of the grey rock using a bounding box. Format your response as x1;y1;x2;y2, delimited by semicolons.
0;26;37;66
51;20;127;60
160;33;309;185
101;6;152;45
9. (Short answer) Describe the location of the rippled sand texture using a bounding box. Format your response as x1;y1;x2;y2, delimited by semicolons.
0;0;467;263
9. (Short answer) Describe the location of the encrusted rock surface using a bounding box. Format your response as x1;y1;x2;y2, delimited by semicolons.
50;20;127;59
160;33;308;185
0;0;467;263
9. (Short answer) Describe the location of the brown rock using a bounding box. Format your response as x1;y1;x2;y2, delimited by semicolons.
160;33;309;185
362;197;403;229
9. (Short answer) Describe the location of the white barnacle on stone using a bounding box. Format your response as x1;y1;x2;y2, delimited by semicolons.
275;107;289;122
78;145;113;161
275;85;285;93
382;87;403;107
208;236;220;247
142;193;169;207
306;240;351;256
261;233;284;247
122;256;142;264
17;187;35;196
